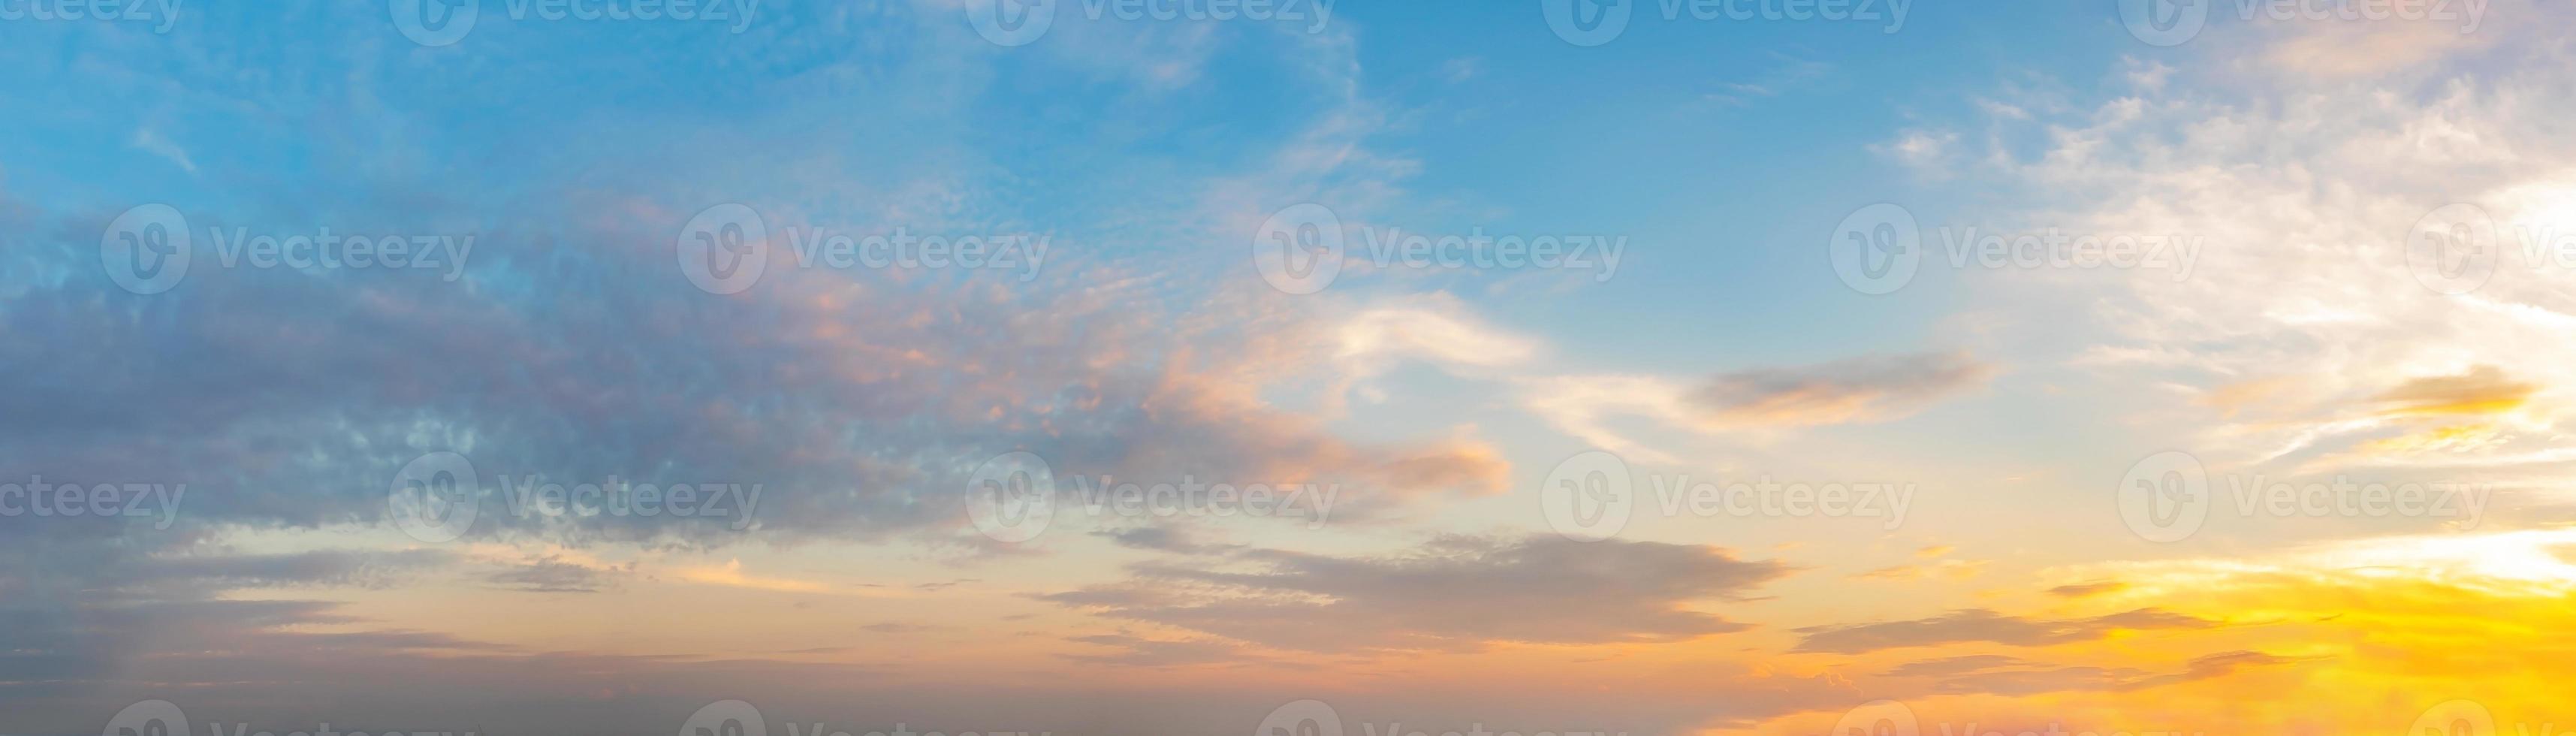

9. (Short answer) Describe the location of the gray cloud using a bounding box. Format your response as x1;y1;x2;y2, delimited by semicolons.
486;555;628;593
1884;650;2313;696
1880;653;2035;677
1092;525;1235;554
1045;535;1793;652
1687;351;1995;427
1061;633;1255;668
1793;608;2216;653
147;549;454;590
4;197;1505;550
858;622;945;635
2045;581;2128;598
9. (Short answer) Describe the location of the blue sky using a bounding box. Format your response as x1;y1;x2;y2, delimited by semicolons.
0;1;2129;349
7;1;2576;734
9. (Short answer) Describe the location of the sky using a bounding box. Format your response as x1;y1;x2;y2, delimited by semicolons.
2;1;2573;734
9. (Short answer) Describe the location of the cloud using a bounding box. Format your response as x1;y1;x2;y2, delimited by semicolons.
1791;608;2218;654
1062;633;1256;667
1892;650;2309;696
1044;535;1793;652
2372;364;2537;415
1685;351;1996;427
1707;52;1833;107
1093;526;1235;554
1440;57;1482;83
1319;295;1992;467
2252;5;2505;79
145;549;454;590
1910;7;2576;499
486;555;628;593
1850;559;1986;582
2045;581;2129;599
1371;441;1512;496
2082;528;2576;597
0;187;1523;561
860;622;945;634
0;7;1841;735
1516;374;1712;463
128;128;197;173
1332;296;1543;392
1880;653;2035;677
1516;351;1993;464
674;560;835;594
1871;128;1960;173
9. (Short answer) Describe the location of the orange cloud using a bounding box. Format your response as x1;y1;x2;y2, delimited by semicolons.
2373;366;2537;417
675;559;836;593
1739;529;2576;735
2360;423;2507;454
